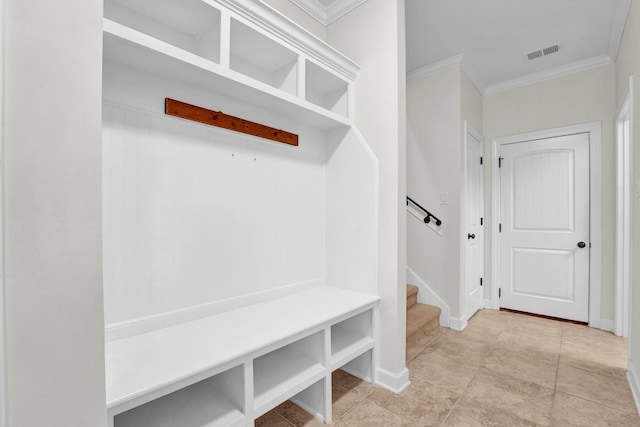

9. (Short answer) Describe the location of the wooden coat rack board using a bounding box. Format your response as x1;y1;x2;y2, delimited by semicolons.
165;98;299;146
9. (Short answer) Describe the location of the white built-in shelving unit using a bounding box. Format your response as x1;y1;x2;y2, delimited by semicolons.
102;0;379;425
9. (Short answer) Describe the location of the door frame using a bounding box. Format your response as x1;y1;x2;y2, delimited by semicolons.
0;0;6;423
490;122;603;328
461;121;485;323
615;76;634;337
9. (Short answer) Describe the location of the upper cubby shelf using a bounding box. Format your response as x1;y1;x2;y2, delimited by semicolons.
102;0;360;131
306;59;350;117
230;18;299;96
104;0;222;63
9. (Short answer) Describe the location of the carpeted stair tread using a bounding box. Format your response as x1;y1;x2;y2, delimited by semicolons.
407;284;419;298
406;303;441;346
407;284;419;308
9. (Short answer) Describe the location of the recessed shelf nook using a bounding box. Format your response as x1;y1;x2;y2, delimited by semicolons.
104;0;222;63
114;365;244;427
230;18;299;96
305;59;349;117
331;309;374;369
253;331;325;416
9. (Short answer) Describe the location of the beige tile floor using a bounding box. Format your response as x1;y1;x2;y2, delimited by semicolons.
258;309;640;426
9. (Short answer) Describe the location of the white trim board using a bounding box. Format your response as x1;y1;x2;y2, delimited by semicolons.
484;55;613;95
407;54;615;97
628;363;640;415
406;267;450;328
490;122;604;329
449;316;468;332
615;75;634;337
375;367;409;395
406;54;486;96
460;121;485;323
406;54;463;83
0;0;6;422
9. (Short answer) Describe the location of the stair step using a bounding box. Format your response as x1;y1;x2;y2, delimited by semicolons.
406;303;441;346
407;284;419;308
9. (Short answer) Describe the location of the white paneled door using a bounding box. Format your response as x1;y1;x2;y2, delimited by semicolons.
464;124;485;320
500;133;590;322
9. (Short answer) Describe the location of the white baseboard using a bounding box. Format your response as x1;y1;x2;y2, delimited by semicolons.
449;316;468;331
484;299;493;309
375;367;410;394
406;267;451;327
105;279;324;341
588;318;615;333
598;318;614;332
627;363;640;415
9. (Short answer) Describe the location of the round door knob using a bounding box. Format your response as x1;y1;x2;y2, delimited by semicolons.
468;233;476;240
577;241;586;248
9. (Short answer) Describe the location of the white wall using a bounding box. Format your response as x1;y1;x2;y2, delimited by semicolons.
3;0;107;425
326;128;379;296
407;67;463;319
460;72;483;136
615;0;640;400
325;0;409;384
483;64;617;322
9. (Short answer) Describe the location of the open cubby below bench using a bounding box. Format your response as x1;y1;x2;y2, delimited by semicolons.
106;286;378;427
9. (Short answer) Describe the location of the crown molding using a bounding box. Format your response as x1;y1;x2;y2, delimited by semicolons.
406;54;486;94
290;0;368;25
213;0;360;80
484;54;613;95
406;54;464;82
408;53;615;96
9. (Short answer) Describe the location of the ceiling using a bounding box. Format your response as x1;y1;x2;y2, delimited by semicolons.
293;0;631;94
405;0;631;93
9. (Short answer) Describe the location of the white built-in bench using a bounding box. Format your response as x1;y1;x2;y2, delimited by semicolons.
102;0;379;425
106;286;379;426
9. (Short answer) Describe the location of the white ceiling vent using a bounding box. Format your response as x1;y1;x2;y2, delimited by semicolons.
527;44;561;61
527;50;543;60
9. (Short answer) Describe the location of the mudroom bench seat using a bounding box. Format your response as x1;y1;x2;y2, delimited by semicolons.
105;286;379;427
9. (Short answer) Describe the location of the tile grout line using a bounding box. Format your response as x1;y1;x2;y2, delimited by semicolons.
273;410;297;426
329;381;377;425
554;327;635;414
438;312;513;426
406;327;447;363
438;359;485;426
548;328;566;424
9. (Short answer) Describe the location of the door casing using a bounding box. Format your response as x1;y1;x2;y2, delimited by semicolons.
461;121;485;324
615;76;634;337
490;122;603;329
